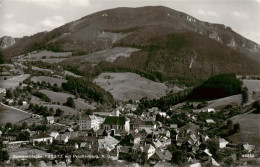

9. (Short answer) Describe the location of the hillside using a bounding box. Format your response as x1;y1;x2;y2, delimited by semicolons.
1;6;260;85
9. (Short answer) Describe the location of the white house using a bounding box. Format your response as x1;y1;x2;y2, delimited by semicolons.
142;144;155;159
243;143;255;152
207;108;215;112
22;101;27;105
219;138;229;148
31;134;53;146
50;132;59;139
79;115;105;131
46;116;54;124
206;119;215;124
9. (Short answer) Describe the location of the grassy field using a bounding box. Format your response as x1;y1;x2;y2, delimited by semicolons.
0;74;30;89
0;103;31;125
85;47;140;63
39;89;75;104
31;76;67;87
44;105;77;115
207;94;242;110
230;112;260;151
94;72;168;101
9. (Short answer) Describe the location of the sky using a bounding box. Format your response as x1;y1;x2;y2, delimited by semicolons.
0;0;259;44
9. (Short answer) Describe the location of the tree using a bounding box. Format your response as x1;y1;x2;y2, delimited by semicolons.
241;86;248;105
0;51;4;64
64;97;75;108
5;89;13;98
55;108;64;116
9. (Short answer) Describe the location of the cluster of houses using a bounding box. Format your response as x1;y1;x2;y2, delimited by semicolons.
0;103;257;166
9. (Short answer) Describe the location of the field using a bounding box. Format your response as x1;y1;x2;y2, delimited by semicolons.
17;50;72;63
243;79;260;103
39;89;75;104
31;76;67;87
0;74;30;89
74;98;96;110
44;105;77;115
0;103;31;125
94;72;168;101
207;94;242;110
230;112;260;151
85;47;140;63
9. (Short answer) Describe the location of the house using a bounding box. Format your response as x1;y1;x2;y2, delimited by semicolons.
50;132;59;139
5;141;29;149
133;116;156;130
159;137;171;147
243;143;255;152
206;119;215;124
57;134;69;144
80;136;98;151
2;134;18;141
153;139;163;148
219;138;229;148
130;132;141;145
142;144;155;159
79;115;105;131
46;116;54;124
150;150;172;162
22;101;27;105
0;88;6;94
31;134;53;146
98;135;120;152
103;116;130;133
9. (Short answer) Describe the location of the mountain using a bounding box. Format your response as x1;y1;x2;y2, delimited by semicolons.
2;6;260;85
0;36;16;50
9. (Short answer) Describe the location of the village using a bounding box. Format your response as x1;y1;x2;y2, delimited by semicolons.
0;80;259;167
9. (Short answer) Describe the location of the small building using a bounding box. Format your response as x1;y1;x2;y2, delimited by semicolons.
219;138;229;148
243;143;255;152
22;101;27;105
50;132;59;139
206;119;215;124
46;116;54;124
